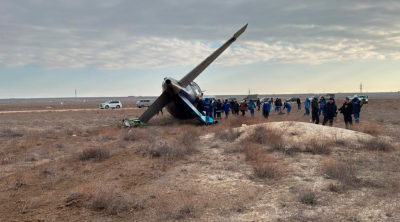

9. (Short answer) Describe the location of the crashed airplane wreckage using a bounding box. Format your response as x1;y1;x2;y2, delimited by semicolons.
124;24;248;127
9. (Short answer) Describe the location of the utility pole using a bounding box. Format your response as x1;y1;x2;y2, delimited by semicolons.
248;88;251;95
360;83;363;94
75;89;77;100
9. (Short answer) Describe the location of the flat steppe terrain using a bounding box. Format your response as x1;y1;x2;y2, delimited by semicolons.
0;96;399;221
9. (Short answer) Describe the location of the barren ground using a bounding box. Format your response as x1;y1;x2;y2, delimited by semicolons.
0;97;399;221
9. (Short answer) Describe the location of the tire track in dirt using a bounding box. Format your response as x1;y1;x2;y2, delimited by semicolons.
0;108;139;114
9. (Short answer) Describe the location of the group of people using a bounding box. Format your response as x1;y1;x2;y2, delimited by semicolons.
199;99;234;122
198;94;364;128
200;98;257;121
305;95;364;129
199;97;296;124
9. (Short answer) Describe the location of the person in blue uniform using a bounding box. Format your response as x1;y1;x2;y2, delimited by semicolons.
262;100;271;118
222;99;231;118
202;98;211;124
304;98;310;116
248;99;256;116
283;102;292;115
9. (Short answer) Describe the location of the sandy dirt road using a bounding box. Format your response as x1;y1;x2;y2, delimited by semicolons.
0;108;139;114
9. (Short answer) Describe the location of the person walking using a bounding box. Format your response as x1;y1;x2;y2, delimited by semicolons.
197;97;203;114
256;98;261;111
233;101;240;116
248;99;256;116
230;100;235;114
351;95;363;123
338;97;354;129
201;98;211;125
239;100;248;117
278;98;283;114
269;99;273;112
304;97;310;116
311;95;320;124
274;98;280;112
222;99;231;118
216;99;223;119
212;100;217;119
262;100;271;118
318;96;327;116
296;97;301;110
283;102;292;115
322;98;337;126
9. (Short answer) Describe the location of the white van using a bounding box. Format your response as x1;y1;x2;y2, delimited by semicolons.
136;99;154;108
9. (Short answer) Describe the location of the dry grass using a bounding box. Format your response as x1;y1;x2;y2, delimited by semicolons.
1;98;400;221
327;183;344;193
249;126;269;144
331;132;348;146
252;161;282;179
215;128;243;142
249;126;284;150
322;158;359;187
166;203;196;220
79;147;111;161
243;143;284;179
298;189;317;206
355;123;382;136
360;139;394;152
177;127;200;154
90;187;131;214
0;129;23;138
304;139;331;155
122;128;149;141
148;136;198;159
282;143;302;155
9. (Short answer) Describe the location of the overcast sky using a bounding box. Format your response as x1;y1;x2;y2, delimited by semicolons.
1;0;400;98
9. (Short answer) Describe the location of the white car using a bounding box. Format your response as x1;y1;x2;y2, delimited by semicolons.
136;99;154;108
260;97;271;102
99;101;122;109
358;95;369;104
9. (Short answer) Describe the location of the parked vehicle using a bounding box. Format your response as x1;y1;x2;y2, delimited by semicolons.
285;97;297;102
347;95;368;104
358;95;369;104
99;101;122;109
136;99;154;108
324;94;335;99
241;94;258;102
227;97;237;102
260;97;271;102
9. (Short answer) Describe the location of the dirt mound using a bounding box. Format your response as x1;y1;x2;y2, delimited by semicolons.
238;121;373;141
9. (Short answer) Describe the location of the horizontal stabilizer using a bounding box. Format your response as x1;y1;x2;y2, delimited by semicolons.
178;94;214;124
138;91;171;123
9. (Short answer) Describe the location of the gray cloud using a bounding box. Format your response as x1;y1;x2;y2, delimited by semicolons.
1;0;399;69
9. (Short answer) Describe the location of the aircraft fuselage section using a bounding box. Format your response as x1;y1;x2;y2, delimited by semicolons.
162;78;202;119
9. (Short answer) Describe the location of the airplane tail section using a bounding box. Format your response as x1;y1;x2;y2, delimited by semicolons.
178;94;215;124
178;24;248;88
